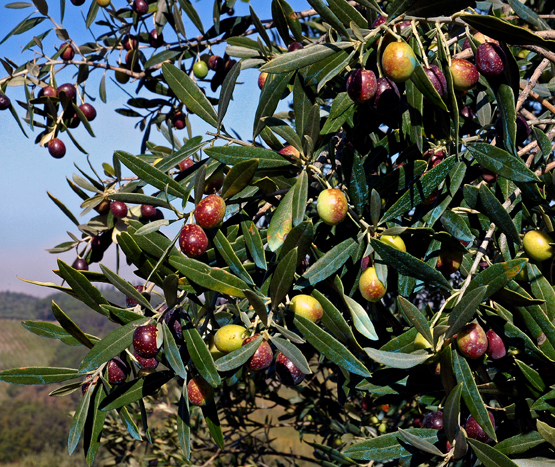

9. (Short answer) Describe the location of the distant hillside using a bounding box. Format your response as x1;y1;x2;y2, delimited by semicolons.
0;288;150;465
0;292;40;320
0;289;130;336
0;288;136;378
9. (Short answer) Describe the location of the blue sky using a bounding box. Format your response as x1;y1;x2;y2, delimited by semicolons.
0;0;310;297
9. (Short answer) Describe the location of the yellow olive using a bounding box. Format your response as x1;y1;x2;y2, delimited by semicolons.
214;324;247;353
359;267;387;302
523;230;554;262
380;235;406;252
291;295;324;323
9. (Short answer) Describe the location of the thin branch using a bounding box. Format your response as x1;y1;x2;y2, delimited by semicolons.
519;81;555;117
519;44;555;67
516;57;550;112
206;131;252;147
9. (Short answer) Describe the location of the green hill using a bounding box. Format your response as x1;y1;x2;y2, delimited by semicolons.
0;292;40;319
0;289;129;466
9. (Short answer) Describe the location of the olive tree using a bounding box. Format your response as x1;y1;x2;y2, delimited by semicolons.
1;0;555;465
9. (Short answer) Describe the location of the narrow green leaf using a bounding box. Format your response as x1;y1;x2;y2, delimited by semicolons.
0;14;46;45
279;221;313;265
328;0;367;28
398;296;433;345
84;384;107;466
528;263;555;322
51;301;95;349
100;264;154;311
85;0;98;28
440;210;474;242
178;0;203;32
364;347;430;369
249;5;271;47
22;320;83;344
215;335;262;371
243;290;268;327
411;64;448;112
162;274;179;309
241;219;267;270
292;172;308;226
468;143;540;183
344;295;378;341
221;159;258;199
116;151;189;198
0;367;80;384
294;314;370;377
453;351;497;442
217;59;241;129
49;381;82;397
205;145;292;169
5;3;34;9
79;318;148;373
118;406;142;441
444;383;462;443
57;260;110;317
293;75;313;137
516;359;546;392
270;336;311;374
536;420;555;448
398;428;445;457
182;322;221;387
264;117;303;153
260;43;353;73
110;192;172;209
99;72;107;103
298;238;358;287
303;104;320;157
313;290;360;350
201;401;224;449
405;77;423;151
372;239;452;290
100;304;146;325
316;49;356;93
68;385;92;455
467;439;519;467
306;0;350;37
162;322;187;379
381;156;457;223
462;14;555;53
279;0;304;41
534;127;552;157
168;255;247;297
47;191;79;226
267;185;294;252
466;259;527;297
445;286;488;339
213;230;254;285
496;432;545;455
270;248;297;310
100;371;174;411
253;71;294;138
162;63;218;128
270;0;290;45
344;428;439;460
177;383;191;459
507;0;549;30
155;136;205;173
272;322;305;344
479;184;521;245
347;151;368;216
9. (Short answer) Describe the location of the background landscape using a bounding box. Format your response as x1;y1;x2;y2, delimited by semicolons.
0;290;121;466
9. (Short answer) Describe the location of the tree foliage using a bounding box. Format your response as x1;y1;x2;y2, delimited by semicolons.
2;0;555;465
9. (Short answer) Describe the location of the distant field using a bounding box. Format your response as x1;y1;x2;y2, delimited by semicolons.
0;319;59;401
